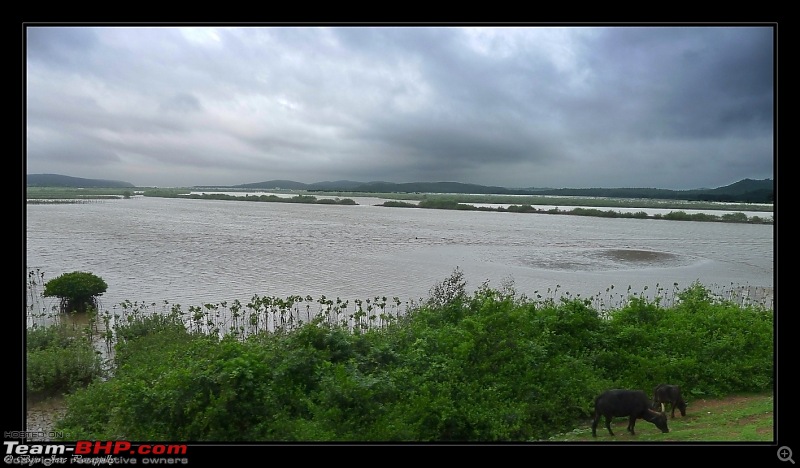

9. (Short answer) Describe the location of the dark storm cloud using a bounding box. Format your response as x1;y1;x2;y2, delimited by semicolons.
26;27;100;68
579;27;773;140
24;25;774;189
328;27;577;177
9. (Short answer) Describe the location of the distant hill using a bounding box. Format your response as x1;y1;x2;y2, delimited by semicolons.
234;178;774;204
236;179;540;195
527;178;773;203
234;179;310;190
26;173;773;204
27;174;135;188
234;179;368;191
705;178;772;195
351;181;515;195
681;178;774;204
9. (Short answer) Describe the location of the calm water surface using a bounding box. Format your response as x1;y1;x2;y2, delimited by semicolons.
25;196;774;321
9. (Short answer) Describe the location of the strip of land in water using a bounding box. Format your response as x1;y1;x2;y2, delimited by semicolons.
25;186;774;224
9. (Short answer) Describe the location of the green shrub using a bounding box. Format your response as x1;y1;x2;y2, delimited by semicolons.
54;378;124;440
114;308;187;345
26;324;103;400
27;323;79;352
53;274;774;441
381;201;417;208
43;271;108;313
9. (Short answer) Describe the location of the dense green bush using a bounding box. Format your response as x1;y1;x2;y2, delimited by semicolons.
53;273;773;442
418;199;477;210
113;304;188;344
381;201;417;208
505;204;539;213
43;271;108;313
597;283;773;396
26;324;103;400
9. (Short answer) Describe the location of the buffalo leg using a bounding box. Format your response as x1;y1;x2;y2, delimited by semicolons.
628;416;636;435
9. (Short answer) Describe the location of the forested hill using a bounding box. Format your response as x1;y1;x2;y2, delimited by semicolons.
26;174;135;188
26;173;773;204
528;178;774;203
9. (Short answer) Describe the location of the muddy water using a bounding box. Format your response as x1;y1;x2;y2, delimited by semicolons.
26;196;774;319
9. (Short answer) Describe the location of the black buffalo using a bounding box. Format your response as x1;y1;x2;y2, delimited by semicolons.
652;384;687;418
592;389;669;437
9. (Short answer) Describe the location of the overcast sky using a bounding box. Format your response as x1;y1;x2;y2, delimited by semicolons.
25;25;775;190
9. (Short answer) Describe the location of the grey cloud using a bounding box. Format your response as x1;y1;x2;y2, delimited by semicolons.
26;27;100;68
159;93;204;113
24;25;774;189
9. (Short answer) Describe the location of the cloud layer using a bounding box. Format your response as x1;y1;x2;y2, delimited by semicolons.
25;25;775;189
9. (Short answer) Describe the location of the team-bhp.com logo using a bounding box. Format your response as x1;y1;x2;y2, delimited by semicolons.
4;440;189;465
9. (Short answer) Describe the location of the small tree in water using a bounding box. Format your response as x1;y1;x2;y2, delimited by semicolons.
43;271;108;313
426;267;467;308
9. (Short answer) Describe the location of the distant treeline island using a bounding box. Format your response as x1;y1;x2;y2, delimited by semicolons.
26;174;774;224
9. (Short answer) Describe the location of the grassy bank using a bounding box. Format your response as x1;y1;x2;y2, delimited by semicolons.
548;392;773;442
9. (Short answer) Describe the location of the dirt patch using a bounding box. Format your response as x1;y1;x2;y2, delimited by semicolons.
26;396;67;442
599;249;678;263
687;394;753;413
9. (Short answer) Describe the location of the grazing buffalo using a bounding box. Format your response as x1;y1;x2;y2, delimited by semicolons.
652;384;687;418
592;389;669;437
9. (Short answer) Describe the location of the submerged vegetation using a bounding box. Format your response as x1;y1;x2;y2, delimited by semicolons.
372;191;773;212
164;192;358;205
26;268;773;442
26;187;134;201
26;186;772;224
381;200;772;224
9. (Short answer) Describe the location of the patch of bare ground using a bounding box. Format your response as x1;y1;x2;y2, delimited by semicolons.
688;394;753;412
25;396;67;442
